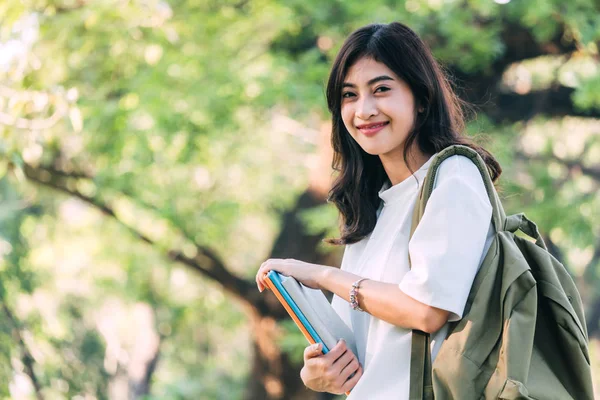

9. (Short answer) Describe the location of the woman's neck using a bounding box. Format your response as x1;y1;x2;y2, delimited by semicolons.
380;147;431;186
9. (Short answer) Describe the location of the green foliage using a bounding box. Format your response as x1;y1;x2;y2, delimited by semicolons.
0;0;599;397
299;203;339;237
573;74;600;110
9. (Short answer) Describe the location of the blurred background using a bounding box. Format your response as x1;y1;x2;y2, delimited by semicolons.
0;0;599;399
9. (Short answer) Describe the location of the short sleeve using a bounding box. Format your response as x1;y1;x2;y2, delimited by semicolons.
399;155;493;322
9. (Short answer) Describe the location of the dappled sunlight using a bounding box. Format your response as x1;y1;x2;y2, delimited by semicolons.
264;373;284;398
253;315;283;362
519;117;600;158
507;116;600;296
0;0;598;398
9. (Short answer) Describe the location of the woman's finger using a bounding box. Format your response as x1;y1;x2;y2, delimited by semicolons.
256;263;267;292
341;364;363;393
339;355;360;382
257;259;291;292
325;339;348;363
257;260;280;292
303;343;323;361
256;264;263;290
332;348;354;373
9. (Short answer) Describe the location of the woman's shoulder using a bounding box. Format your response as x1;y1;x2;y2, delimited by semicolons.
431;154;491;206
433;154;485;186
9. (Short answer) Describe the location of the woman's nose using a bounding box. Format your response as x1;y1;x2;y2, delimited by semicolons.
355;96;378;120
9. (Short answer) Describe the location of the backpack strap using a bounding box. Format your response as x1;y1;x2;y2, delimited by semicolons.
505;213;547;251
410;145;506;239
408;144;506;399
409;329;433;400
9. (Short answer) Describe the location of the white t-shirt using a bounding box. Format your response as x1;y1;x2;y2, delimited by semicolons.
331;154;494;400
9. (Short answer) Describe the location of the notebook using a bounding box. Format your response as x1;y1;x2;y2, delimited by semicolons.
264;270;357;357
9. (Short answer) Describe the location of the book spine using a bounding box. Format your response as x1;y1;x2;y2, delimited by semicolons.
264;276;318;347
283;283;339;352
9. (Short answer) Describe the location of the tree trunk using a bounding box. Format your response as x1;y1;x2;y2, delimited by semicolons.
244;188;339;400
245;311;316;400
244;123;339;399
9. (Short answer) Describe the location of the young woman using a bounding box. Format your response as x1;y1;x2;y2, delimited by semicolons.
256;22;501;398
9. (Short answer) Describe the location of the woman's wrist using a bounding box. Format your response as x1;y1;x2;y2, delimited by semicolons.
318;265;335;291
318;266;361;300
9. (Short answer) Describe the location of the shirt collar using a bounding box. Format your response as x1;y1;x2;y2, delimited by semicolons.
377;155;436;205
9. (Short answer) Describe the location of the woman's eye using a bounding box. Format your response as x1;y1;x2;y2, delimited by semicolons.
342;87;388;99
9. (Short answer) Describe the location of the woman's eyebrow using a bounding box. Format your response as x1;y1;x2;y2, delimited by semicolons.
342;75;394;88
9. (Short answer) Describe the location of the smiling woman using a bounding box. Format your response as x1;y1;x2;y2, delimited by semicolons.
340;58;423;175
256;21;501;399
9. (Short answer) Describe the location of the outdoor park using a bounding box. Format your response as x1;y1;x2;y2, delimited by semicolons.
0;0;599;399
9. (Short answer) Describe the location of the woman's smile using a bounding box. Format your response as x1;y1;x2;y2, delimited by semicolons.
357;121;389;137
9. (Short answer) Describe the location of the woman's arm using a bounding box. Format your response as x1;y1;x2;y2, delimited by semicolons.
319;266;449;334
256;258;449;334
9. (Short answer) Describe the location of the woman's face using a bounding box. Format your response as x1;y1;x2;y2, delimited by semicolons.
340;57;418;157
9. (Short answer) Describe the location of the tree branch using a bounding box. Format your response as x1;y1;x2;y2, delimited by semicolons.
487;85;600;123
515;151;600;182
443;18;579;81
1;303;44;400
441;21;593;123
20;163;260;305
495;22;578;69
53;0;88;13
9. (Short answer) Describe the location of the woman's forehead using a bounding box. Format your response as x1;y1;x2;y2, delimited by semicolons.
344;58;397;85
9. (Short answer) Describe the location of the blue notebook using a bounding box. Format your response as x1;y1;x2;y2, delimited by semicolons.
267;270;331;353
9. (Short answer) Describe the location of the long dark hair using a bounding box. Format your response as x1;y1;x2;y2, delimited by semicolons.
325;22;501;246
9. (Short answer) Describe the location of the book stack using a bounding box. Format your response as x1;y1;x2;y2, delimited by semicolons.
264;270;357;357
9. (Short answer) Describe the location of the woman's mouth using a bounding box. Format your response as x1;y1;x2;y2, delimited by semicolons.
357;121;389;137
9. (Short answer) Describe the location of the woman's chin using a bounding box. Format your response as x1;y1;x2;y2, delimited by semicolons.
363;149;382;156
360;144;390;156
359;141;408;158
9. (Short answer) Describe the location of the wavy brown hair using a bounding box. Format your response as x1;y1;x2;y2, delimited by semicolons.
325;22;501;245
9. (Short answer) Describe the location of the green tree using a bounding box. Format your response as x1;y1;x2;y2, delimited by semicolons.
1;0;599;398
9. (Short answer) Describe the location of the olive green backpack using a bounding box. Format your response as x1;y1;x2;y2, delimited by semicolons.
408;145;594;400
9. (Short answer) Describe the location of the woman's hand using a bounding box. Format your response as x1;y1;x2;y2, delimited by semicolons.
256;258;329;292
300;340;363;394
